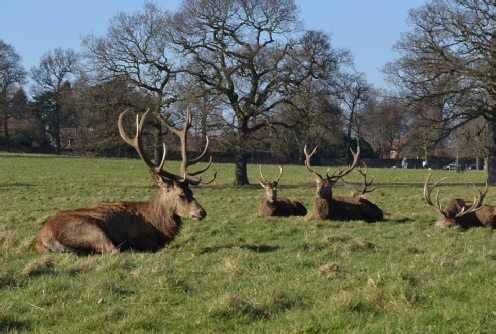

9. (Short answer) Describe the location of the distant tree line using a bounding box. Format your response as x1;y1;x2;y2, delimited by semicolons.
0;0;494;183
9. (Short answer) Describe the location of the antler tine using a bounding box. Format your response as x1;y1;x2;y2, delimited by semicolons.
276;165;283;183
329;146;361;182
259;164;267;182
156;107;215;185
118;109;181;182
187;136;214;177
356;163;375;194
455;181;488;217
423;172;448;217
304;144;322;179
340;178;360;194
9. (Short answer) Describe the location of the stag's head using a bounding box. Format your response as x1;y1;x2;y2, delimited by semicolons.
259;165;283;203
423;173;486;228
118;109;216;221
304;145;360;199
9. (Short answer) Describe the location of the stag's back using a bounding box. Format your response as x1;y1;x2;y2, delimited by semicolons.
333;196;384;222
259;196;307;217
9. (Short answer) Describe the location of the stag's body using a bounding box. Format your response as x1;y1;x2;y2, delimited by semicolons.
441;200;496;228
308;194;383;222
259;198;307;217
36;109;215;255
258;165;307;217
36;183;200;254
304;146;384;223
424;173;495;229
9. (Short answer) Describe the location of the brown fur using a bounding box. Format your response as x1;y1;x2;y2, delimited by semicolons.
36;178;205;255
305;178;384;222
258;181;307;217
303;145;385;223
424;173;494;229
434;199;496;229
36;108;215;255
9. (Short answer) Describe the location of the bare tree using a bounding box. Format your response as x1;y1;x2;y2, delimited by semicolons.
383;0;496;181
169;0;350;185
0;40;27;151
31;48;80;154
82;3;178;160
453;117;490;169
82;3;176;114
333;72;372;163
361;94;408;159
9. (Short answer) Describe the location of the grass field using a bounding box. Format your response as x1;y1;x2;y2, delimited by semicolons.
1;152;495;333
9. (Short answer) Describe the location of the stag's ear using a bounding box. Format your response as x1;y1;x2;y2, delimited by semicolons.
150;171;173;188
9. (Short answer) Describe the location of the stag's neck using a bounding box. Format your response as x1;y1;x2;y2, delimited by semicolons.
309;196;333;220
141;192;182;239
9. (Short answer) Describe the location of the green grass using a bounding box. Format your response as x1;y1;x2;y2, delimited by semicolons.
1;153;495;333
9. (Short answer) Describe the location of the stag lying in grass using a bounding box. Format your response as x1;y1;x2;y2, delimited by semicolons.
424;173;495;228
36;109;215;255
258;165;307;217
304;145;384;222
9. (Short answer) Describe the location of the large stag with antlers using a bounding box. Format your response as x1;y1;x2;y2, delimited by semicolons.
423;173;496;228
36;109;215;254
303;145;384;222
258;165;307;217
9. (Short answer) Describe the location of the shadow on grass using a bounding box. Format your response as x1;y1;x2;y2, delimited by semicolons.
0;182;35;188
0;316;32;332
198;244;280;254
393;217;416;224
239;244;279;252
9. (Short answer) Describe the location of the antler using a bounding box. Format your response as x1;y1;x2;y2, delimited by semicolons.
455;181;488;217
119;108;215;185
119;109;180;182
423;172;487;218
304;145;324;179
303;144;361;182
156;108;216;185
259;164;283;183
329;147;361;181
341;163;375;196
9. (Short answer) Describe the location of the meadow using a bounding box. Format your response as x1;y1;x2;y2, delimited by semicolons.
1;152;495;333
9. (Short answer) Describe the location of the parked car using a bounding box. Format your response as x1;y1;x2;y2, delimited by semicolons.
442;161;467;171
468;163;484;170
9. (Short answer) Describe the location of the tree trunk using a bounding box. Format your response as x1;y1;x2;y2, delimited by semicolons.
54;126;61;155
231;115;251;186
489;113;496;184
0;93;11;152
234;151;249;186
344;112;353;164
2;113;10;152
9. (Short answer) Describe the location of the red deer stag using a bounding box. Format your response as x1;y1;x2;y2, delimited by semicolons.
303;145;384;222
258;165;307;217
423;173;495;228
36;109;215;254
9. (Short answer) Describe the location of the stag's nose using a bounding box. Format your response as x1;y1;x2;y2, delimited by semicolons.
191;207;207;221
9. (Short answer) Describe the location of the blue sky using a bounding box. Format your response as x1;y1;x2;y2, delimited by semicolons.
1;0;427;89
